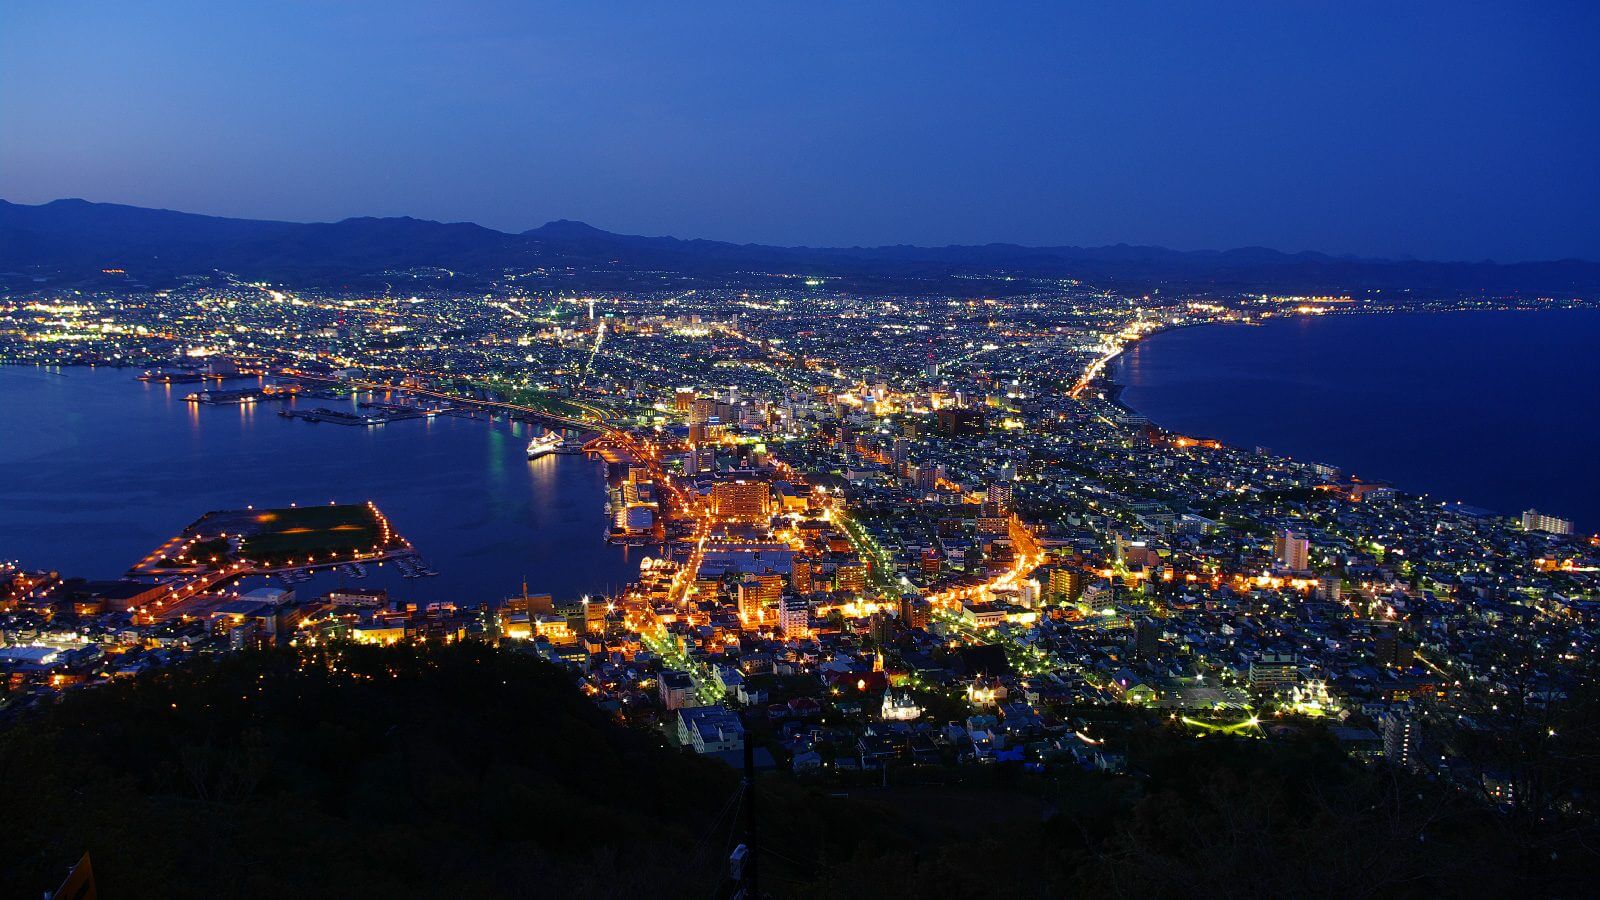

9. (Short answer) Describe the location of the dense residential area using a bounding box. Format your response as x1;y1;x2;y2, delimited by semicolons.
5;277;1599;895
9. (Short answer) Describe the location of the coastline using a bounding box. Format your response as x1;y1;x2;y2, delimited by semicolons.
1097;318;1256;414
1093;308;1600;529
0;366;639;598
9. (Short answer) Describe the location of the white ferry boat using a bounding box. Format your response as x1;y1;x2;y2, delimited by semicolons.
527;431;565;459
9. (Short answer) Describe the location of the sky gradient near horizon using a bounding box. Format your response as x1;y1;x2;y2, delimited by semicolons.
3;1;1598;261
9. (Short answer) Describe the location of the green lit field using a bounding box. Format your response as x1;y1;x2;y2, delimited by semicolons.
189;503;404;567
481;380;602;421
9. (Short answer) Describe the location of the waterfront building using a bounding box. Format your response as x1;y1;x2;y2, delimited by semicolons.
1521;508;1574;535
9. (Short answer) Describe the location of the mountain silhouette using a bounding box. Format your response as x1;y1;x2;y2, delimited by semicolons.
4;197;1597;296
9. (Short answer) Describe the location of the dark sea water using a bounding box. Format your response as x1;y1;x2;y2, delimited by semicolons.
0;366;641;603
1113;309;1600;531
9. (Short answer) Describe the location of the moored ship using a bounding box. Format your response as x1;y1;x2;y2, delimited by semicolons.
527;431;564;458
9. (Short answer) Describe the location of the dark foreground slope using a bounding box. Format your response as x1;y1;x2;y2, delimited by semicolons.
2;643;1595;898
0;644;894;898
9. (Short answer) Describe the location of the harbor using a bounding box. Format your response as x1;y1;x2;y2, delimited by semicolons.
0;366;643;604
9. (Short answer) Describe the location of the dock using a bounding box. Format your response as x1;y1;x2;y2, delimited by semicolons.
184;388;288;405
278;407;408;426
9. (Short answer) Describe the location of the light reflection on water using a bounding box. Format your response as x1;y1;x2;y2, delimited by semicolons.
0;366;642;604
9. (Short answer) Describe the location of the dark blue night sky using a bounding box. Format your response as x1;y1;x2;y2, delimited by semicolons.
3;1;1596;260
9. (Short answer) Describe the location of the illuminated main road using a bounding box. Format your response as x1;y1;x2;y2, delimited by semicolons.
283;370;607;432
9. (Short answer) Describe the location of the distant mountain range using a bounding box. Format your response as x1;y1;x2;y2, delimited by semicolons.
4;197;1598;297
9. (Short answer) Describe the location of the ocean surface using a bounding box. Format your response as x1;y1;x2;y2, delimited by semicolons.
1113;309;1600;531
0;366;642;603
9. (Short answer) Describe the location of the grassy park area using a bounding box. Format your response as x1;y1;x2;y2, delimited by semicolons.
187;503;404;567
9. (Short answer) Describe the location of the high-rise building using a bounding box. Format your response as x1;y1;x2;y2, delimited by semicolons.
1132;617;1162;660
935;407;986;436
835;563;867;596
869;613;896;645
688;397;735;426
791;556;815;594
1317;575;1342;601
780;596;811;637
1047;566;1086;602
1274;529;1310;572
987;482;1015;515
899;595;930;629
1521;509;1574;535
737;574;784;627
1381;709;1422;772
711;480;771;522
1373;629;1414;667
975;515;1008;536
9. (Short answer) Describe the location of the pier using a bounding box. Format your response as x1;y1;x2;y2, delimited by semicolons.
278;407;427;426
